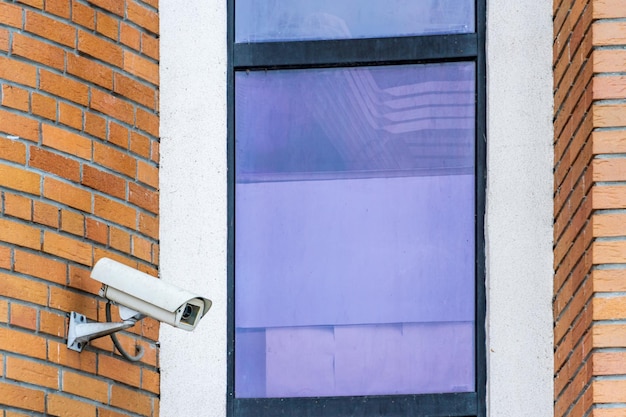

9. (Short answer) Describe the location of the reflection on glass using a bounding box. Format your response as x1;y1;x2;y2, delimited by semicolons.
236;0;474;43
235;63;476;398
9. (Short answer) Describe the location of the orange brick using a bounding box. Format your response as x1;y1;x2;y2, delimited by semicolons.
7;356;59;389
593;49;626;74
12;33;65;71
132;235;152;262
61;209;85;236
594;76;626;100
44;177;92;212
593;409;626;417
593;268;626;292
15;249;67;284
0;300;5;322
141;317;159;340
139;212;158;239
32;92;57;121
111;384;153;416
121;22;141;50
72;1;95;29
0;381;45;412
85;217;108;246
18;0;44;8
98;407;133;417
82;165;126;200
0;218;40;250
94;141;137;177
142;0;158;8
127;0;159;34
124;49;158;85
85;111;107;139
131;131;151;158
129;182;158;213
25;10;76;47
137;160;158;188
0;2;23;28
59;102;84;130
40;69;89;106
0;162;40;194
30;146;80;182
142;368;160;394
4;192;32;220
39;309;67;338
33;200;59;227
78;30;123;67
43;230;92;266
1;84;30;112
68;263;101;294
0;136;26;164
48;340;96;373
141;32;159;61
593;295;626;321
87;0;124;16
42;124;92;160
151;140;159;163
90;88;135;125
136;108;159;137
594;21;626;46
9;303;37;330
49;285;97;320
94;195;137;229
594;0;626;18
593;185;626;209
0;245;11;269
96;10;119;40
63;371;109;403
0;326;47;360
0;27;8;52
98;354;141;387
110;226;131;253
114;72;156;109
0;55;37;87
67;53;114;90
0;108;39;141
47;393;97;417
108;120;130;148
45;0;70;18
593;379;626;403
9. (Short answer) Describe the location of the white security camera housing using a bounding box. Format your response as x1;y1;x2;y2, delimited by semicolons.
92;258;212;331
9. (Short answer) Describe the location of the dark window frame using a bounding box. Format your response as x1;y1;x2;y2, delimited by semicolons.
227;1;486;415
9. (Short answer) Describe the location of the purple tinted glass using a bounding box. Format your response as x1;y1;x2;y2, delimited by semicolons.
235;0;474;43
235;63;476;398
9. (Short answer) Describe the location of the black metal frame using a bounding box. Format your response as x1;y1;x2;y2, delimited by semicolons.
227;1;486;415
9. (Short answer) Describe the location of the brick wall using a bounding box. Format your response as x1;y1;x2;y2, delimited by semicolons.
0;1;160;416
554;1;626;416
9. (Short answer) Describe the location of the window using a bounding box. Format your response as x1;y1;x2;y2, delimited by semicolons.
228;1;485;416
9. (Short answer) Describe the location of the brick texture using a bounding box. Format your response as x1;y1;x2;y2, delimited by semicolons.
554;1;626;416
0;2;159;415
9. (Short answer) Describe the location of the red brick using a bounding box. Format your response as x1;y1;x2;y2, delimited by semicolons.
90;88;134;125
44;177;92;212
31;93;57;121
40;69;89;106
124;49;159;85
0;55;37;87
141;32;159;61
136;108;159;137
15;249;67;284
25;10;76;47
130;131;151;158
42;124;92;160
30;146;80;182
129;182;158;214
82;164;126;200
0;162;41;194
108;120;130;148
114;72;156;109
78;30;123;67
43;230;93;266
1;84;30;112
121;22;141;50
85;218;108;246
12;33;65;71
94;141;137;178
6;356;59;389
87;0;124;16
68;54;114;90
85;111;107;139
0;108;39;142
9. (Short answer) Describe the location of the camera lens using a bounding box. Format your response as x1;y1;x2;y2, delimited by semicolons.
182;304;193;319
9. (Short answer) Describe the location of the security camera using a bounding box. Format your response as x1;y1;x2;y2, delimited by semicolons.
67;258;212;359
